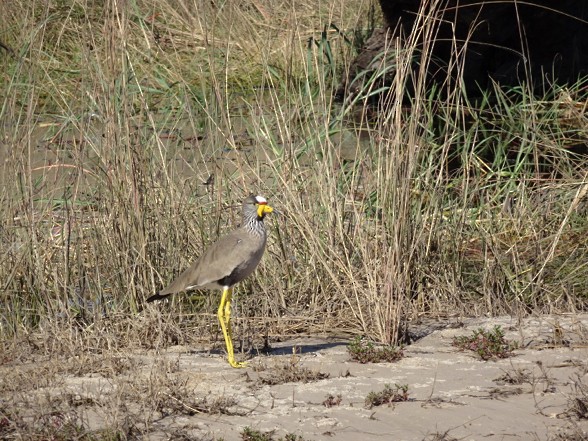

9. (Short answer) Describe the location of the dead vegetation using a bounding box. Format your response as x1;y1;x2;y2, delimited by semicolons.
422;432;459;441
566;373;588;421
494;366;534;386
322;393;343;408
0;349;248;439
364;384;410;409
252;354;329;386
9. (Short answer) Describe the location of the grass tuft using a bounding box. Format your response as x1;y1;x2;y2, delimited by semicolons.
566;373;588;420
347;336;404;363
254;355;329;386
322;393;343;408
241;427;307;441
365;384;409;409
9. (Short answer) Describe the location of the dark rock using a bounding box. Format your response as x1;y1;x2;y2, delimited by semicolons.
337;1;588;100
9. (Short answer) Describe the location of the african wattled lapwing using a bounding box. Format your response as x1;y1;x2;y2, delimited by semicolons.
147;195;273;368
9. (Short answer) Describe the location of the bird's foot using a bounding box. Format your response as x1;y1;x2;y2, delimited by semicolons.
227;357;248;368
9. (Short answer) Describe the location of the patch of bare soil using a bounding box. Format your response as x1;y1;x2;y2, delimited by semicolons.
1;315;588;440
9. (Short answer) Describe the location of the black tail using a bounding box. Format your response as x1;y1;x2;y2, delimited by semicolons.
146;292;172;303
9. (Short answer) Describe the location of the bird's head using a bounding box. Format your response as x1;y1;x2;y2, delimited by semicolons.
243;195;273;220
253;195;273;219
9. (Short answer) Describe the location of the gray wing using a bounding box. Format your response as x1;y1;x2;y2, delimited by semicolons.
159;228;266;295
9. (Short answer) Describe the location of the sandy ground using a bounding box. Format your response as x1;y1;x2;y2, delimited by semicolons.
2;315;588;440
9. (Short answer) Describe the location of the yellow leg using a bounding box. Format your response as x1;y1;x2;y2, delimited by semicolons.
217;287;247;368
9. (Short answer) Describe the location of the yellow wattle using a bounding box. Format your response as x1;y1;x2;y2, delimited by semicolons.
257;204;273;217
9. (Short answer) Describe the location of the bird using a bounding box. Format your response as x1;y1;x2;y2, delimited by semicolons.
146;195;273;368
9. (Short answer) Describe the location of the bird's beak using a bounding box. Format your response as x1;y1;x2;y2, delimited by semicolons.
257;203;273;218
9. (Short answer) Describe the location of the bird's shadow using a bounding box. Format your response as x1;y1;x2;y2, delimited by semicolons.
263;340;347;356
186;339;348;358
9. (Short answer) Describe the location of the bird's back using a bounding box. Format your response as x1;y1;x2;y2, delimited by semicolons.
159;226;267;295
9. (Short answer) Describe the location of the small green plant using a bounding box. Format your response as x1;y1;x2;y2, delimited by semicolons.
452;326;518;360
241;427;306;441
282;435;305;441
347;336;404;363
241;427;274;441
365;384;409;409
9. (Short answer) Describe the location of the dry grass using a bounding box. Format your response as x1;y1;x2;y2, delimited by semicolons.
252;353;330;386
567;373;588;420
